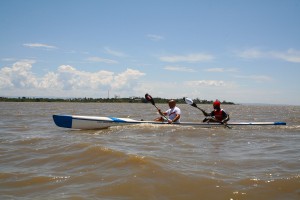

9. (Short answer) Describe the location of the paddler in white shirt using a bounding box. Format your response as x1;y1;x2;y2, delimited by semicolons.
155;99;181;124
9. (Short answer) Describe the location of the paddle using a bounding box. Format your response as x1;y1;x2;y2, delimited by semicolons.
184;97;208;116
184;97;231;129
145;93;169;121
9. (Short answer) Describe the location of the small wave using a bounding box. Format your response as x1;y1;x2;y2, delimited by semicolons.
284;125;300;130
13;137;47;145
0;172;71;199
232;176;300;199
35;144;156;173
75;145;151;167
0;172;70;188
1;126;31;132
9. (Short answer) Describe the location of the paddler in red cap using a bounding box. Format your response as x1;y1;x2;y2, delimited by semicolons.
202;99;230;124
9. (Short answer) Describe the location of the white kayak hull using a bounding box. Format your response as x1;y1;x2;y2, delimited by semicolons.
53;114;286;130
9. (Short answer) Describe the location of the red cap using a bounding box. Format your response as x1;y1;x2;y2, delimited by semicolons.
213;99;221;107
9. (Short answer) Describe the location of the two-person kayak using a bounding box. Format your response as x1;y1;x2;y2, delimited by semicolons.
53;114;286;130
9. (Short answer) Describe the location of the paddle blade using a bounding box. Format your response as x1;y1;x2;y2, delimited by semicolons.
145;93;155;105
184;97;198;108
184;97;194;105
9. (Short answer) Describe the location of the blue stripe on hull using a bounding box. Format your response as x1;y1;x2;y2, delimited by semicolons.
109;117;126;122
53;115;72;128
274;122;286;125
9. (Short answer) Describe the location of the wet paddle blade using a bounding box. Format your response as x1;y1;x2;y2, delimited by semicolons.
184;97;193;105
184;97;198;108
145;93;155;106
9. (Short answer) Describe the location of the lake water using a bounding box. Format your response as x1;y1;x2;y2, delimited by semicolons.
0;102;299;199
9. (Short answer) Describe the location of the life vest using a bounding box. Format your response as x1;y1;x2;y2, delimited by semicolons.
214;109;224;121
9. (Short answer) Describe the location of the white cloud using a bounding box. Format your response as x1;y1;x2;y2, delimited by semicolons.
147;34;164;41
0;60;145;97
57;65;115;90
270;49;300;63
235;75;272;82
111;69;145;90
236;48;264;59
56;66;145;91
205;68;225;72
2;58;16;62
0;60;38;89
23;43;57;49
164;66;196;72
86;57;119;64
104;47;127;57
205;68;238;73
185;80;228;87
38;72;60;89
237;48;300;63
160;53;214;63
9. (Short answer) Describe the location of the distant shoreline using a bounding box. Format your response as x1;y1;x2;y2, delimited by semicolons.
0;97;235;104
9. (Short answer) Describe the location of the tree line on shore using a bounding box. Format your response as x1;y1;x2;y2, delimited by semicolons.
0;96;235;104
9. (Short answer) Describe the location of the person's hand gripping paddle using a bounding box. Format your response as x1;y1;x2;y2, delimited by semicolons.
184;97;231;129
145;93;169;121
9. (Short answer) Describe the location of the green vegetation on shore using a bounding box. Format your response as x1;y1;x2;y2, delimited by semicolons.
0;96;235;104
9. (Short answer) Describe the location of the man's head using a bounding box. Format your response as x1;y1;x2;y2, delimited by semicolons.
168;99;176;108
213;99;221;110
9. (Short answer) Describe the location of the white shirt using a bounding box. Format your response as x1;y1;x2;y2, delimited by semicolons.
166;106;181;123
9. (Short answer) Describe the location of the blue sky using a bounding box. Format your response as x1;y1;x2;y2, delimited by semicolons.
1;0;300;105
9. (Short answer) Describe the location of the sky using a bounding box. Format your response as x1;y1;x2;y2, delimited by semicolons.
0;0;300;105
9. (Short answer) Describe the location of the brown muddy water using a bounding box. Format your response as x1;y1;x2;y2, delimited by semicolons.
0;102;299;199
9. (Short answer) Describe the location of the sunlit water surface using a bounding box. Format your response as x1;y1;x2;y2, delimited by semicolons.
0;102;299;199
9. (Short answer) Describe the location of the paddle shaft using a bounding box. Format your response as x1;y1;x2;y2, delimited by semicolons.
192;104;208;116
145;93;169;121
153;104;169;121
189;99;231;129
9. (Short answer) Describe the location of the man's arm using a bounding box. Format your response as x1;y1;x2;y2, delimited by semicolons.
222;111;230;123
172;114;180;123
158;109;167;116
